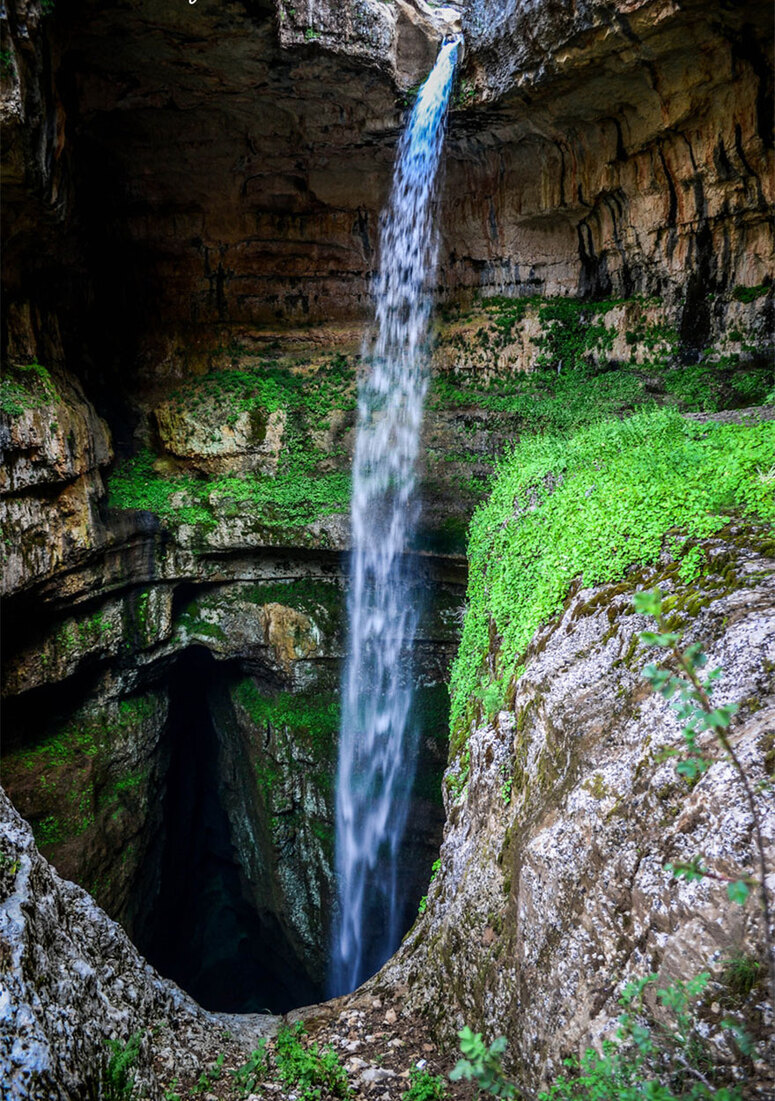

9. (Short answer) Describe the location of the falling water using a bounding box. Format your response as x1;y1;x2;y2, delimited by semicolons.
330;36;461;997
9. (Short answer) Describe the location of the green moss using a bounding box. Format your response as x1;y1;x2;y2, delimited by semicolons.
582;773;611;799
107;447;350;533
720;953;766;1002
450;409;775;736
177;609;227;640
33;815;65;847
0;362;58;416
429;359;651;436
3;694;159;852
133;589;152;642
534;296;622;371
241;578;344;627
232;678;340;762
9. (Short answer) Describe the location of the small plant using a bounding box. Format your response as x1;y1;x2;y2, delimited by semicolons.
402;1065;448;1100
0;362;57;416
720;953;765;1003
418;857;441;915
455;973;754;1100
191;1052;225;1093
104;1030;143;1100
304;26;319;40
450;1027;517;1098
274;1022;351;1100
731;284;769;303
232;1040;268;1096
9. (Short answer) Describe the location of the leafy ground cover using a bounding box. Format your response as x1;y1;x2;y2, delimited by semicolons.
449;409;775;738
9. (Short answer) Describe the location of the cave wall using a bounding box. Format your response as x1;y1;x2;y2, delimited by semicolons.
3;0;772;400
444;0;775;328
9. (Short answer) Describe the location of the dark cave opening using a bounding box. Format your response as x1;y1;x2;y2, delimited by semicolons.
1;587;450;1016
135;646;323;1015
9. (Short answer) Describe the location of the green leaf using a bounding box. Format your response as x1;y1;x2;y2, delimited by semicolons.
727;880;750;905
639;631;681;648
633;589;663;617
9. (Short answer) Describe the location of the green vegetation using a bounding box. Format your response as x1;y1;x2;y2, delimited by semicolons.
0;362;57;416
274;1022;351;1100
452;971;756;1100
731;284;770;303
232;1041;269;1096
431;295;773;429
191;1053;226;1094
450;1027;516;1097
429;356;649;436
108;448;350;533
402;1066;448;1100
108;355;354;534
2;695;158;853
165;355;353;423
233;679;339;762
177;602;227;641
104;1030;143;1100
417;857;442;915
720;954;765;1004
449;410;775;741
241;577;344;631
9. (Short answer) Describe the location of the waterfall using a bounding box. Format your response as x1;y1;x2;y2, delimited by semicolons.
330;36;461;997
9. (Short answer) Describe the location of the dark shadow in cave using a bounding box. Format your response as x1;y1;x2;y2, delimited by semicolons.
135;646;322;1015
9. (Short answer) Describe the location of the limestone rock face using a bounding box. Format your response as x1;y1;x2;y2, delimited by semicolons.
384;528;775;1092
0;786;278;1100
0;352;113;596
4;0;771;382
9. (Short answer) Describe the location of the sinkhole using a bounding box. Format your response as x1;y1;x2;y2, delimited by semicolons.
134;647;324;1015
2;629;450;1015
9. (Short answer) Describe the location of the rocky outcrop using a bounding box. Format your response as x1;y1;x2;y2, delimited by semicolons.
0;786;279;1100
0;329;113;597
276;0;462;88
384;526;775;1093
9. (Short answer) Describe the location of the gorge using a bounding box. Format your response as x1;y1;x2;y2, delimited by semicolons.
1;0;774;1098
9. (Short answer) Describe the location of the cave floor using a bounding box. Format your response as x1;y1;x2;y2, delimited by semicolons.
153;982;472;1099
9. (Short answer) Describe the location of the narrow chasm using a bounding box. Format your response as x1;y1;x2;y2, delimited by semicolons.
0;569;454;1018
135;648;321;1015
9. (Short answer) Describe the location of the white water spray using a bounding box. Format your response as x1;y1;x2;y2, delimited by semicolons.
330;37;461;997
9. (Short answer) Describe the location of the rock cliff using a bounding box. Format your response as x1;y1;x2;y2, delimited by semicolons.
1;0;774;1095
0;786;279;1100
385;522;775;1093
